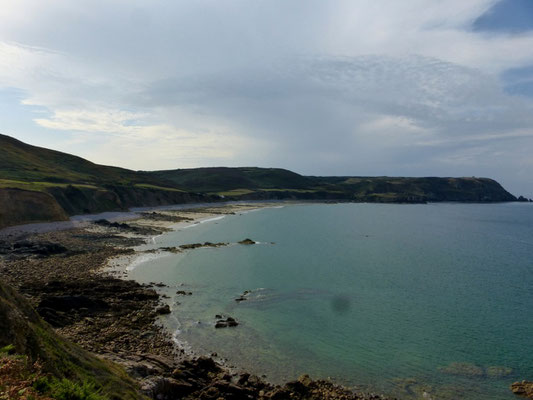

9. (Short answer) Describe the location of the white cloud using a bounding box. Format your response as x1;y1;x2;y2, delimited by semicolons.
1;0;533;195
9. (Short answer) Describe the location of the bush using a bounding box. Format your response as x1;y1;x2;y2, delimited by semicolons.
43;378;107;400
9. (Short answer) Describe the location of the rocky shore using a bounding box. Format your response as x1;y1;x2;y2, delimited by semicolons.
0;204;400;400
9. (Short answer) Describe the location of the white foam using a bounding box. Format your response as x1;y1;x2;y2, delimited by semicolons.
125;252;170;271
182;215;226;229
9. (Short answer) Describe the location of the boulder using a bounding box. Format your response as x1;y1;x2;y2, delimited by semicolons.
511;381;533;399
156;304;171;315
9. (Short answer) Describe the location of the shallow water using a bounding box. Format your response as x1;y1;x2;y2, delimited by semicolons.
128;203;533;399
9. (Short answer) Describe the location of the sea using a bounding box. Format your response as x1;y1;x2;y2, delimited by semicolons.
125;202;533;400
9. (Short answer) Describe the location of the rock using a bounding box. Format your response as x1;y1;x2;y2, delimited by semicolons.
511;381;533;399
156;304;171;315
180;242;227;250
38;295;109;313
214;315;239;328
215;321;228;328
3;240;68;258
176;290;192;296
235;290;251;302
486;365;513;378
140;376;195;399
438;362;485;378
298;374;313;386
238;238;256;245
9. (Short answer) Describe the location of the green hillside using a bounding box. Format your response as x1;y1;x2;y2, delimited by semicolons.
0;133;521;228
147;167;314;192
0;133;150;185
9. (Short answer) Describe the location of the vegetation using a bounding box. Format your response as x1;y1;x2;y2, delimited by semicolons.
0;280;145;399
0;349;109;400
0;133;520;228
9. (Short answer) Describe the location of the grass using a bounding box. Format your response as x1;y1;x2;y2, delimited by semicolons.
0;350;110;400
34;377;108;400
133;183;184;192
0;179;99;192
216;188;255;196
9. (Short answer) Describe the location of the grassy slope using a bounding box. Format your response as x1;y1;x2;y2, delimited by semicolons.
0;133;149;186
0;279;145;399
147;166;314;192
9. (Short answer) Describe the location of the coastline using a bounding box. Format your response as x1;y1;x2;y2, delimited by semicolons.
1;201;398;399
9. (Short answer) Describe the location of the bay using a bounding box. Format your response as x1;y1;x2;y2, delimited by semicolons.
127;203;533;400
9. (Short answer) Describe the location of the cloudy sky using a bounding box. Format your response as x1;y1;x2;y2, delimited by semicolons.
1;0;533;196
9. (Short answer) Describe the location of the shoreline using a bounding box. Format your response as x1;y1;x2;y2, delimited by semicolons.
1;201;398;399
2;201;531;399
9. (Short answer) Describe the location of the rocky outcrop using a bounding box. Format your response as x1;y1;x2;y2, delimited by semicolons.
180;242;228;250
511;381;533;399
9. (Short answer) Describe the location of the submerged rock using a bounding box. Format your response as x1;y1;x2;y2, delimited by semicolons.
238;238;256;245
438;362;485;378
486;365;513;378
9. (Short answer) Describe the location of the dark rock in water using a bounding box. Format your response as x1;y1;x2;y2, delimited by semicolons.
180;242;227;250
176;290;192;296
214;315;239;328
159;246;181;253
156;304;171;315
215;321;228;328
511;381;533;399
238;238;256;245
235;289;252;302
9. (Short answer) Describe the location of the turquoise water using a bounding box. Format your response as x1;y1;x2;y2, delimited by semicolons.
128;203;533;399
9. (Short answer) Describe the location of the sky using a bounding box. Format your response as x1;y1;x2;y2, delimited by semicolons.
1;0;533;197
